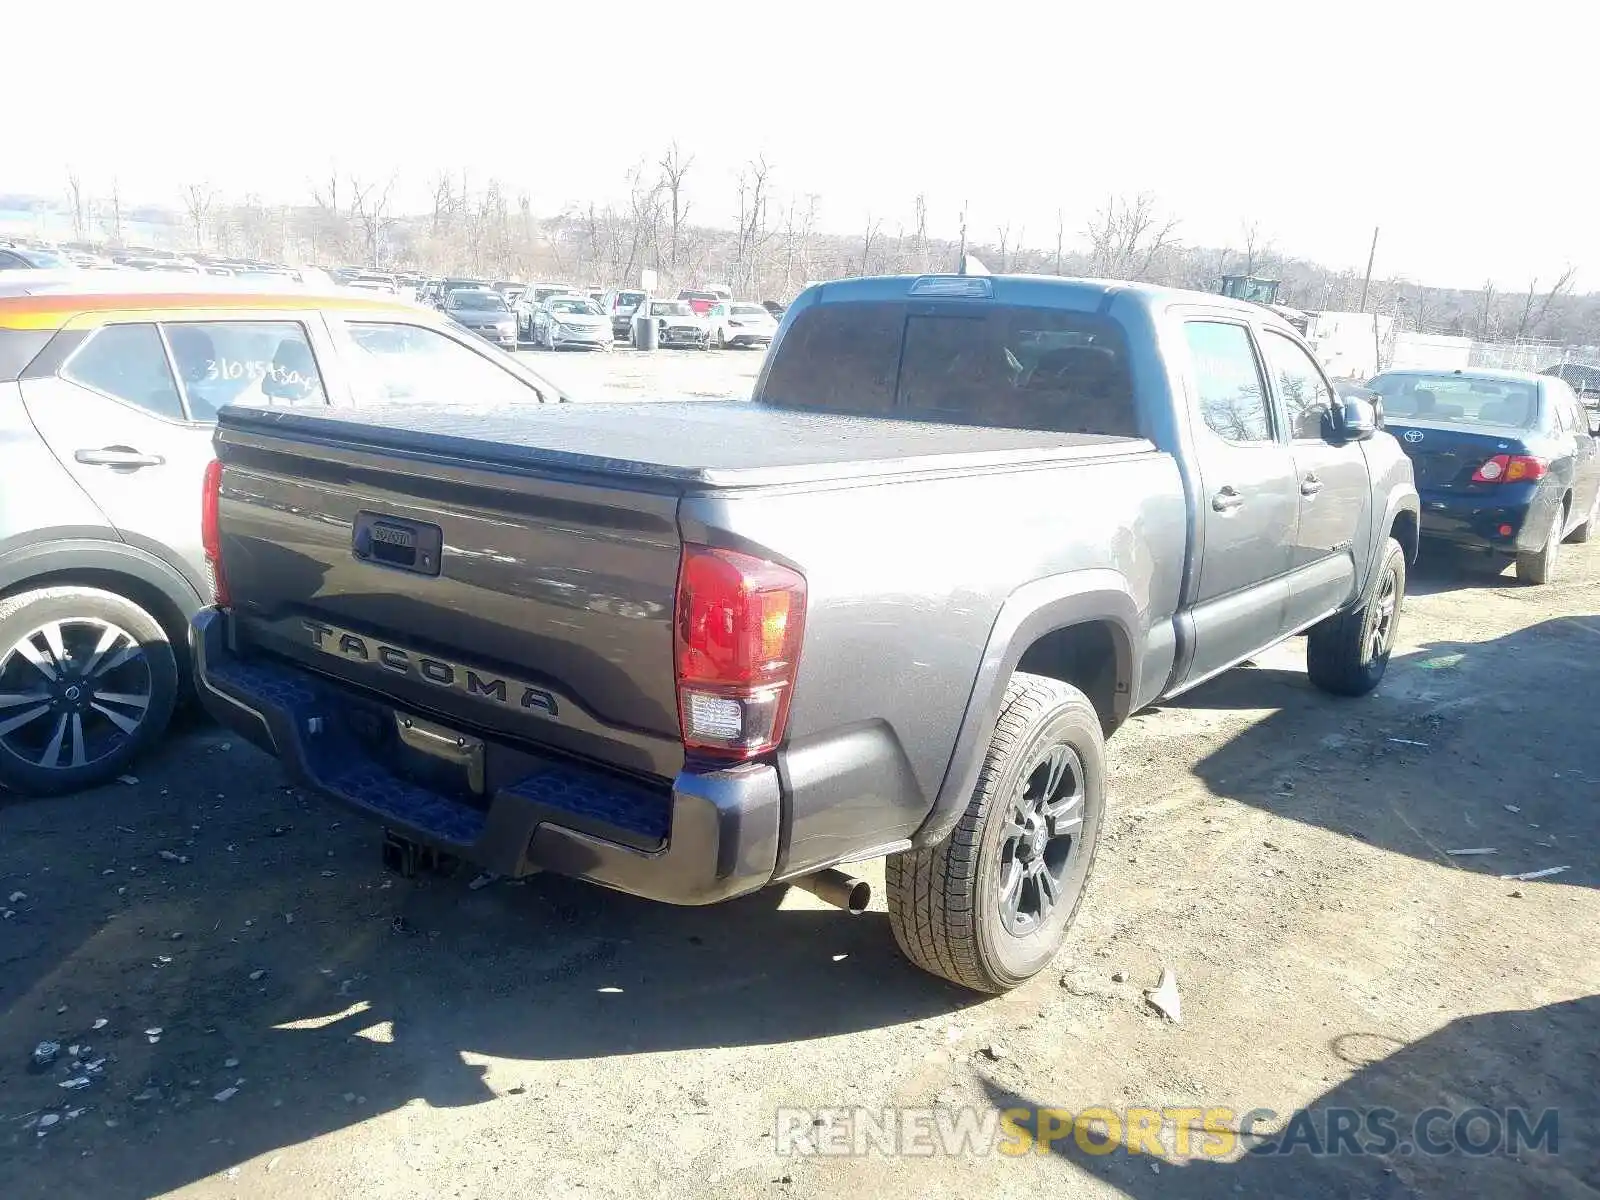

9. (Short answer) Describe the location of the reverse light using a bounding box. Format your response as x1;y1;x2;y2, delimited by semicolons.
1471;454;1547;484
201;459;230;606
674;544;807;760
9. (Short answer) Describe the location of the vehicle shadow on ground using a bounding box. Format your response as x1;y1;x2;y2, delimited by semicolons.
0;733;982;1198
1168;615;1600;890
1403;543;1518;596
981;992;1599;1198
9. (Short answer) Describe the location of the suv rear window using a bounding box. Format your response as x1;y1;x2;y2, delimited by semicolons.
757;301;1138;436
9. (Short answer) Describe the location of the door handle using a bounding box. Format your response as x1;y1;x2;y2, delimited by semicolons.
1300;474;1324;496
75;447;165;469
1211;487;1244;512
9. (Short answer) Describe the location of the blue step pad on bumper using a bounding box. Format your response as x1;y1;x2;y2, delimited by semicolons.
214;651;671;851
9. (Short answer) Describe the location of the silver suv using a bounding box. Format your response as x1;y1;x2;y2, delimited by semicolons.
0;271;563;795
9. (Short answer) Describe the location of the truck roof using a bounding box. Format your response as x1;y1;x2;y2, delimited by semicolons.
798;273;1286;326
217;400;1149;490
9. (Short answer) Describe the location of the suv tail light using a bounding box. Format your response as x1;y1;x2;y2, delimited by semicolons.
201;459;230;605
674;544;806;761
1471;454;1548;483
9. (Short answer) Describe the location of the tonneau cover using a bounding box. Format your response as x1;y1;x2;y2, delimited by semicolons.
216;400;1150;490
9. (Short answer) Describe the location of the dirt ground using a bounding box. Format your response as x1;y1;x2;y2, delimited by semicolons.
1;356;1597;1198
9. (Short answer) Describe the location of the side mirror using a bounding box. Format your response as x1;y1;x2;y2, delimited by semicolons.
1340;396;1378;442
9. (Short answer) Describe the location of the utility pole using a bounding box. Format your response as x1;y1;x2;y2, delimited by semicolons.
1358;225;1379;312
956;201;968;270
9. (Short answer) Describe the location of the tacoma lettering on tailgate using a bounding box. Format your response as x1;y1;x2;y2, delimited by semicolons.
300;619;559;719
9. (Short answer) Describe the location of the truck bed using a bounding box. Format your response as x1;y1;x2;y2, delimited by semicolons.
217;400;1149;490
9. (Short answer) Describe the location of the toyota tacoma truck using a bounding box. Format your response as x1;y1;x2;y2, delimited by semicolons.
192;274;1419;993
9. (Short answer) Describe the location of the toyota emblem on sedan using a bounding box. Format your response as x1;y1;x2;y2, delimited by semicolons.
1403;429;1424;443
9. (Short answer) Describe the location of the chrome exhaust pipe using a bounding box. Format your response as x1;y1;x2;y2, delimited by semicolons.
791;868;872;915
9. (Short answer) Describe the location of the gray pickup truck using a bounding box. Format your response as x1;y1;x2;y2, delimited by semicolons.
193;274;1419;992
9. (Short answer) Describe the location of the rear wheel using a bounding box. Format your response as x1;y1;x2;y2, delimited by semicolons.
885;673;1105;992
1517;505;1564;584
1307;536;1405;696
0;586;178;796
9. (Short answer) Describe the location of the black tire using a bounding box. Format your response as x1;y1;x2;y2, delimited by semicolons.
885;673;1106;993
1516;504;1564;584
1564;490;1597;544
1307;536;1405;696
0;586;178;796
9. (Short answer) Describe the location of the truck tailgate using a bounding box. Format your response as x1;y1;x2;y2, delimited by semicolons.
211;406;685;781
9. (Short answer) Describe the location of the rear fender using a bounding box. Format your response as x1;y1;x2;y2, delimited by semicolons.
912;569;1140;847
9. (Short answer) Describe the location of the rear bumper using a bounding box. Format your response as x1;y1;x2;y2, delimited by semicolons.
1417;485;1545;553
191;609;781;905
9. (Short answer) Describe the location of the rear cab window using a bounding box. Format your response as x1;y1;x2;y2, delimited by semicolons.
756;301;1139;437
1182;321;1274;444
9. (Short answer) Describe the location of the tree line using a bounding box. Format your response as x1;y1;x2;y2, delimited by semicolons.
36;154;1596;346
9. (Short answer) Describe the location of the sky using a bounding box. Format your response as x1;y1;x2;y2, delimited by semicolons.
10;0;1596;291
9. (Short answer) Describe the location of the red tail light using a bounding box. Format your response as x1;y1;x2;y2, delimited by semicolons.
201;459;230;606
674;544;806;760
1472;454;1547;484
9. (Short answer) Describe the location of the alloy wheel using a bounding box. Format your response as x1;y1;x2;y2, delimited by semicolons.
0;617;152;771
996;743;1086;937
1368;566;1399;662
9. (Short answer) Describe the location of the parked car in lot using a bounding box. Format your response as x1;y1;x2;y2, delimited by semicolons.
0;271;563;796
0;243;74;271
644;299;711;349
514;283;581;341
1541;361;1600;419
707;300;778;348
530;294;612;351
602;288;648;341
192;273;1417;992
1368;367;1600;583
677;288;726;316
442;288;518;349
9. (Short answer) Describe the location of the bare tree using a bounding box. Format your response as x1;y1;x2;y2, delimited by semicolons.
181;182;216;251
102;177;124;245
1054;208;1065;275
911;194;929;274
348;173;398;268
1084;193;1180;282
1526;265;1578;339
860;213;882;275
65;170;86;242
1240;220;1263;276
1477;280;1498;340
657;143;694;271
733;156;775;293
956;200;968;268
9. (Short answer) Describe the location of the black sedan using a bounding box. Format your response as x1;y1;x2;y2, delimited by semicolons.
1368;368;1600;583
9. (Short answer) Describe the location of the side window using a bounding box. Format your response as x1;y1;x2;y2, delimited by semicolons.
162;321;328;421
1183;321;1273;444
343;322;545;407
1260;331;1334;441
61;323;186;421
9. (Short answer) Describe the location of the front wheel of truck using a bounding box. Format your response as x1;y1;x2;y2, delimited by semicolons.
1306;535;1406;696
886;673;1106;993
